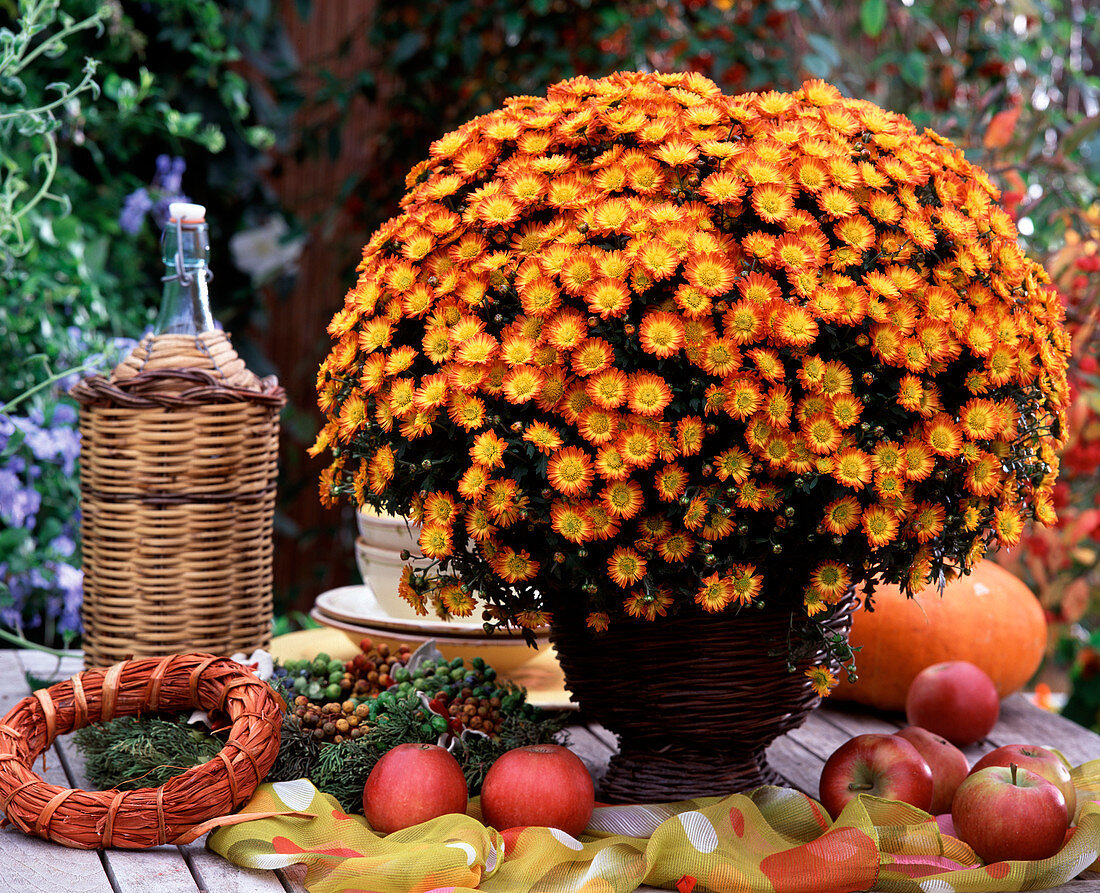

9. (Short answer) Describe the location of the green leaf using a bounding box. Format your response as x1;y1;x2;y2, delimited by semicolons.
390;31;425;66
0;527;29;551
899;51;926;86
860;0;887;38
1060;115;1100;158
805;34;840;70
1;425;26;457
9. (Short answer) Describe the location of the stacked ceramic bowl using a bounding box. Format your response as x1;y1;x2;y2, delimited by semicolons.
309;509;570;707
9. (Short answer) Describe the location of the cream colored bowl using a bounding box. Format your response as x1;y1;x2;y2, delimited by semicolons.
355;507;421;552
353;537;438;620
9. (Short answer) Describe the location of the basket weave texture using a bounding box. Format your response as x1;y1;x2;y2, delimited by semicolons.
0;653;283;849
72;331;286;668
550;593;855;804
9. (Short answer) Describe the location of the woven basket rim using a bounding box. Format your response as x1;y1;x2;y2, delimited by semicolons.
0;653;284;849
71;369;286;409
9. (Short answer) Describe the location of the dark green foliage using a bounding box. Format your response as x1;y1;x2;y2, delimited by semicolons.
73;714;224;791
265;712;322;784
1062;630;1100;734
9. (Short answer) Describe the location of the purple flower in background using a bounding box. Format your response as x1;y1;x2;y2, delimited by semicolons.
0;468;40;528
119;186;153;234
116;155;189;234
55;563;83;634
11;413;81;476
0;598;19;629
50;534;76;557
151;155;190;229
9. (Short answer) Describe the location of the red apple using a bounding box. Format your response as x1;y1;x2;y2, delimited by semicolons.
363;743;469;834
480;744;595;836
895;726;970;815
818;733;934;819
951;764;1068;862
905;661;1000;747
970;744;1077;822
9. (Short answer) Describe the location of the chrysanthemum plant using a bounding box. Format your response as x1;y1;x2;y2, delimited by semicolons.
314;72;1070;691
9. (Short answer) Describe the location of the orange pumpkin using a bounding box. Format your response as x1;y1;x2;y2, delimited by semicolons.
832;560;1047;711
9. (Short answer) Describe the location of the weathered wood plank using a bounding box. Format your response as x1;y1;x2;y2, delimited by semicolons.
183;839;301;893
0;649;30;715
815;702;904;739
765;729;826;797
17;649;84;685
783;706;857;760
104;846;206;892
987;694;1100;766
6;649;1100;891
0;830;116;892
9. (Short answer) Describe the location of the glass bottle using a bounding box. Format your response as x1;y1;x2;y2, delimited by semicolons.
154;201;216;334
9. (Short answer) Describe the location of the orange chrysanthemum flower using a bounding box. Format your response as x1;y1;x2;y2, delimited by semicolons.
684;252;738;297
909;502;946;544
725;300;766;344
419;523;454;559
639;310;686;358
545;309;588;350
802;413;843;455
577;407;619;445
628;372;673;417
602;479;644;519
492;547;540;583
811;562;851;602
695;572;734;612
550;501;594;543
901;441;936;482
832;448;873;489
862;504;900;548
805;665;837;697
726;378;763;420
547;446;594;496
752;183;795;223
607;546;647;587
586;367;629;408
925;415;963;457
572;338;615;376
618;425;660;469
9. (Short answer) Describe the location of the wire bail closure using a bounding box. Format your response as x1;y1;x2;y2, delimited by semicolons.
162;214;213;288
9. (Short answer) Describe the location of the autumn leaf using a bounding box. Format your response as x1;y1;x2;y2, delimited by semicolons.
984;104;1021;149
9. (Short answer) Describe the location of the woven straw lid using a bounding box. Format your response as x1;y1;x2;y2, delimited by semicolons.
111;330;262;393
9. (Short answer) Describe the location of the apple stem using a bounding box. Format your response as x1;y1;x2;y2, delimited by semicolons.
847;782;876;792
1010;762;1018;785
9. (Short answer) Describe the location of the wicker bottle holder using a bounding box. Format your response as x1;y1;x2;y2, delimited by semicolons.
71;331;286;668
549;592;855;804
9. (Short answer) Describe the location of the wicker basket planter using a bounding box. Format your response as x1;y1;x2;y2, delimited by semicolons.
72;331;285;668
549;592;855;804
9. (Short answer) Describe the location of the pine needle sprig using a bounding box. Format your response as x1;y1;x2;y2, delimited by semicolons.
264;712;321;783
73;714;224;791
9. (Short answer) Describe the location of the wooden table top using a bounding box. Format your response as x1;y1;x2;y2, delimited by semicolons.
2;647;1098;892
